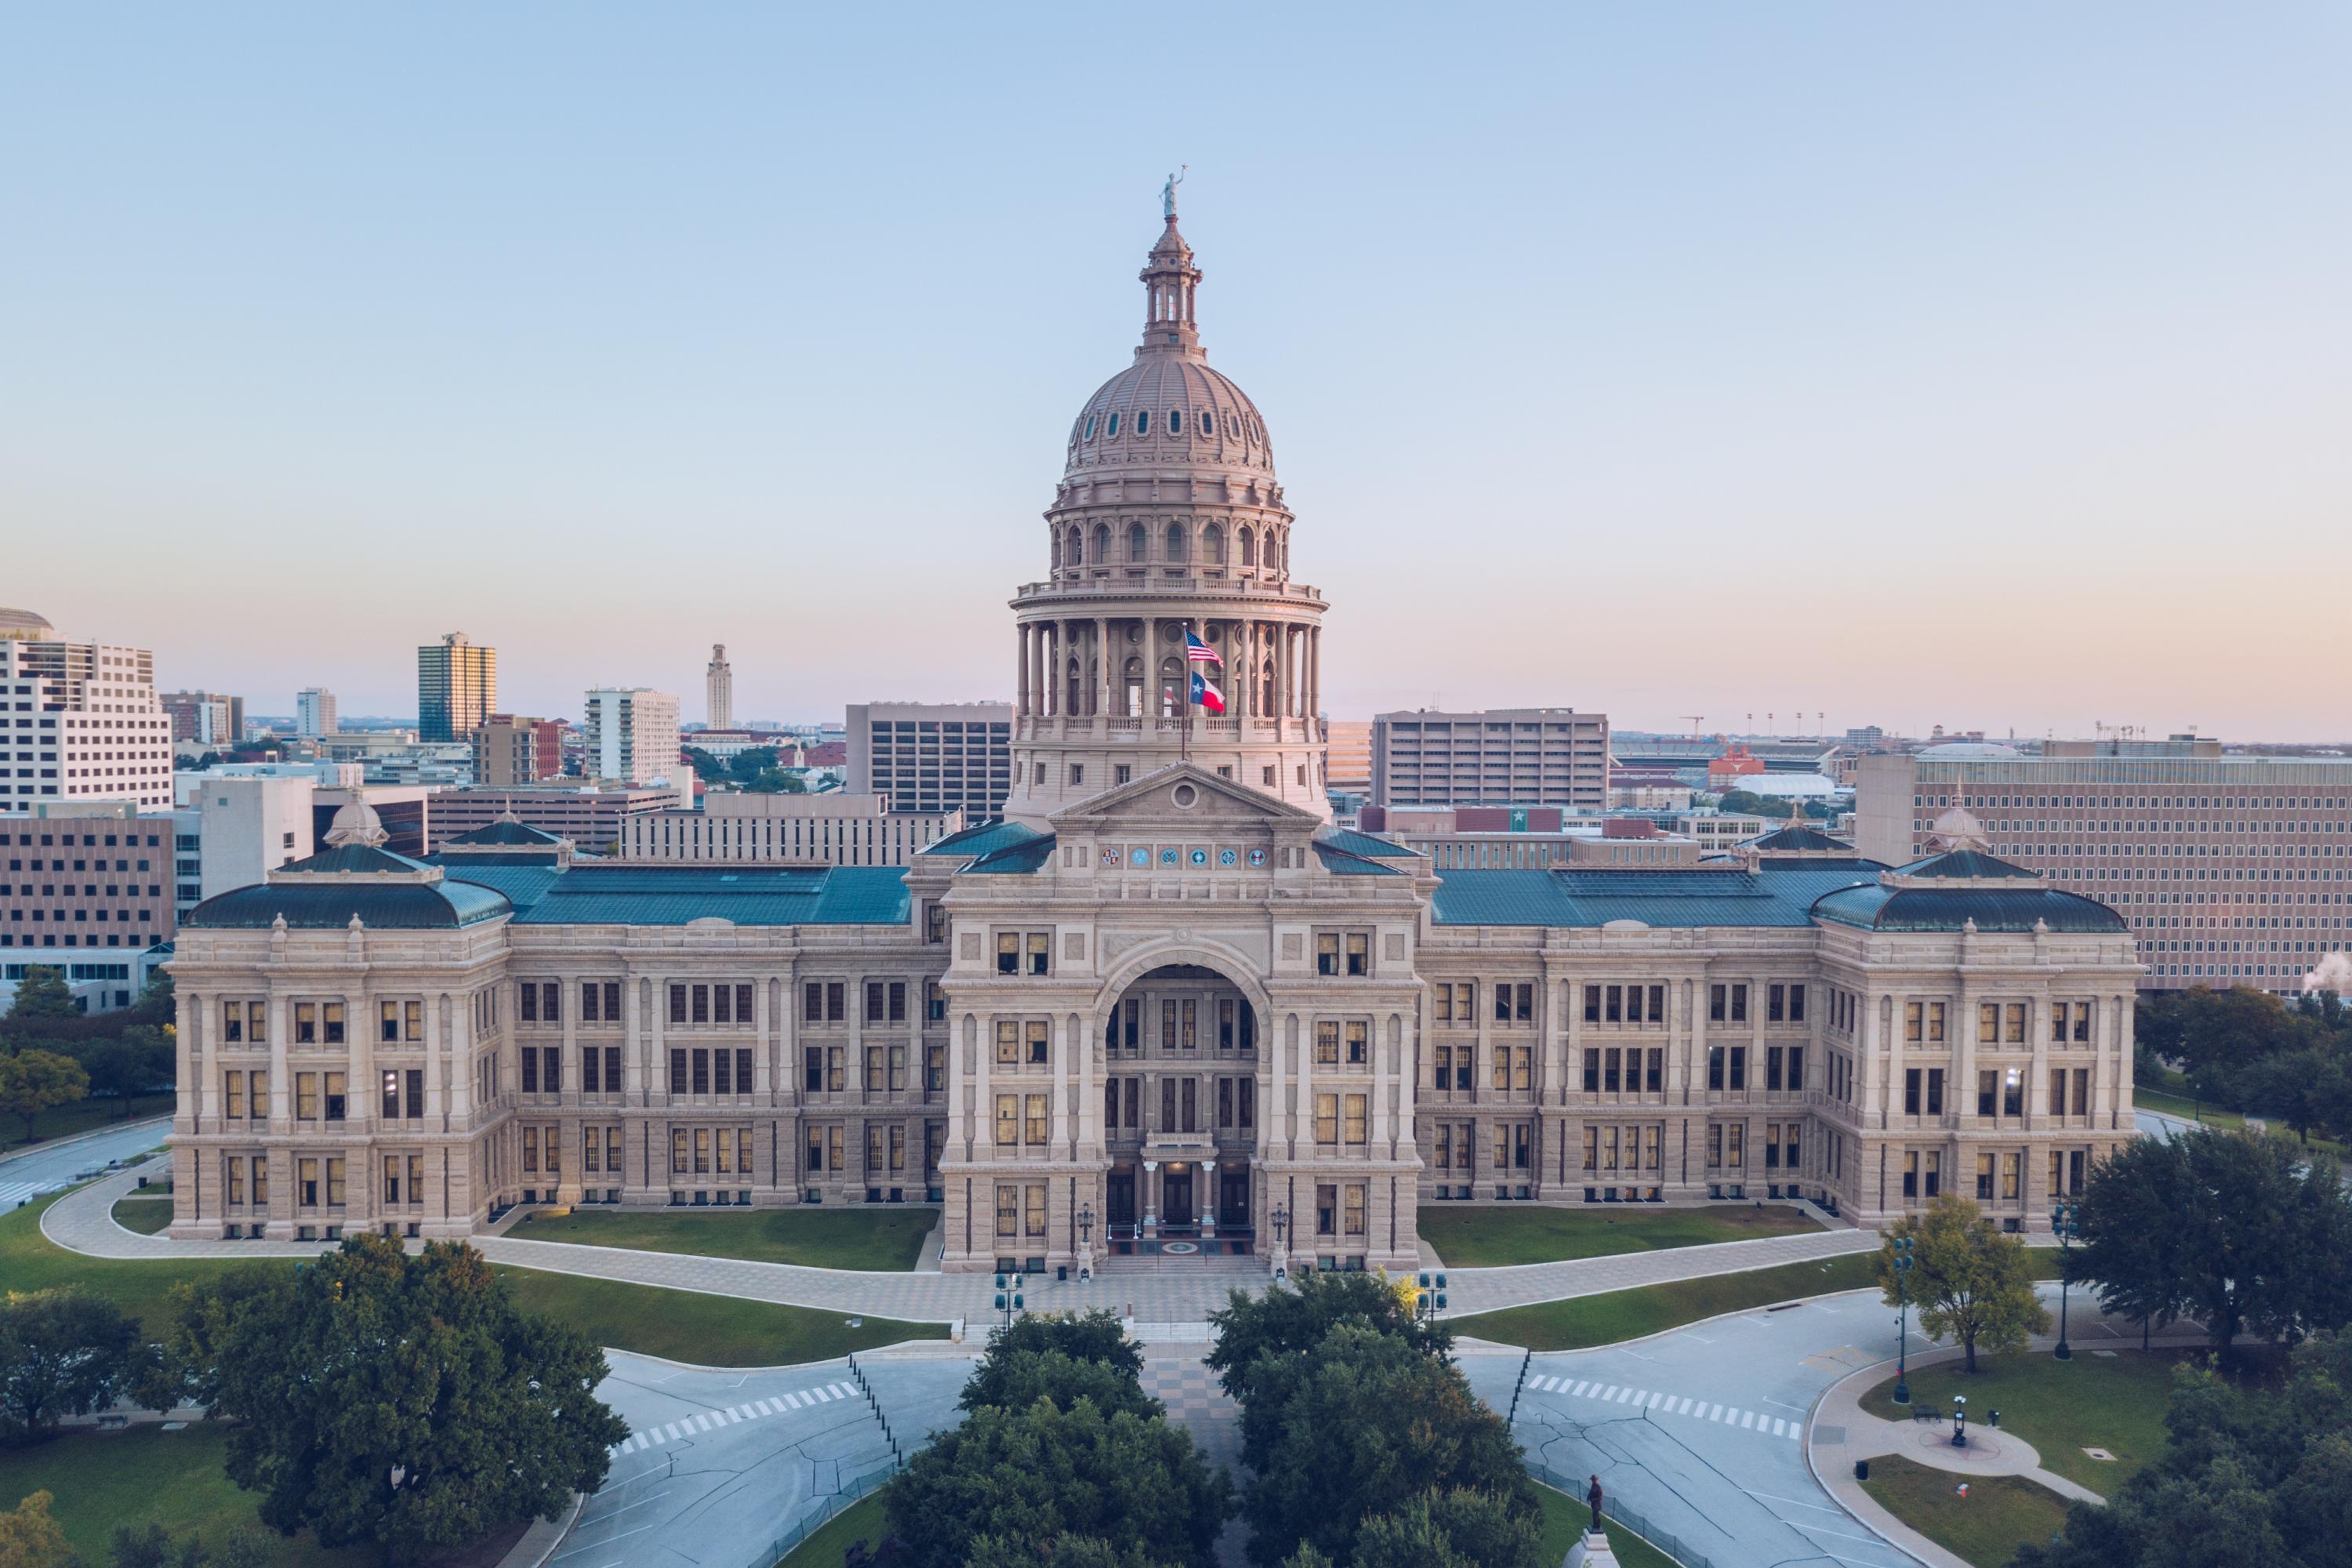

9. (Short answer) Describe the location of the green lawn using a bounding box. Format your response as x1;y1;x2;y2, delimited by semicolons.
2;1190;943;1366
111;1196;176;1235
1419;1203;1820;1268
0;1424;372;1568
775;1490;889;1566
1859;1454;2069;1568
1454;1245;2069;1354
0;1093;173;1155
506;1204;936;1271
2137;1080;2347;1160
1536;1482;1679;1568
1861;1349;2190;1494
497;1266;942;1366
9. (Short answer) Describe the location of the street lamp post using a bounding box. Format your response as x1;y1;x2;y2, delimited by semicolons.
1892;1234;1915;1406
993;1271;1025;1334
2052;1198;2077;1361
1269;1200;1290;1279
1077;1203;1095;1281
1415;1272;1449;1327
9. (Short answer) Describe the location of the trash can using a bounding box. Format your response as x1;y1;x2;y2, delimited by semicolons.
1057;1265;1068;1281
1853;1460;1870;1483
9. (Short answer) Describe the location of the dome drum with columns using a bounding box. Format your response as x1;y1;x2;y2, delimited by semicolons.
1003;209;1328;824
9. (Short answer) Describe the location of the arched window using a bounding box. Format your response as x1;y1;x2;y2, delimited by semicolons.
1238;526;1255;567
1122;657;1144;716
1168;410;1182;435
1166;521;1188;562
1109;412;1121;437
1067;527;1083;566
1093;523;1111;564
1202;523;1224;564
1128;524;1148;563
1051;532;1062;568
1259;659;1277;714
1199;410;1213;436
1084;415;1097;441
1066;658;1084;715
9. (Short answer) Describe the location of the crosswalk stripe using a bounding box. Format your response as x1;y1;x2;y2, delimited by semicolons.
1740;1411;1756;1429
1772;1417;1788;1437
1707;1405;1723;1421
782;1393;801;1409
1570;1381;1590;1396
829;1383;853;1399
1676;1397;1693;1414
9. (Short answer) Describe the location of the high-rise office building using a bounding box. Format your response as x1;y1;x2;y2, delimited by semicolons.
160;690;245;747
296;688;336;738
473;714;564;786
1857;738;2352;995
1372;708;1610;811
417;633;496;742
848;701;1014;818
2;608;175;808
706;644;732;731
583;688;680;786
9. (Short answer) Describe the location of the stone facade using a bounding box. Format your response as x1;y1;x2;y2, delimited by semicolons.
165;203;2138;1267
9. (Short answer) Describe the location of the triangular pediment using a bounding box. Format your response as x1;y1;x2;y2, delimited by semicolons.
1048;762;1322;832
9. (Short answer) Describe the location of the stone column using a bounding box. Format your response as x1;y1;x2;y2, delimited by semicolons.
1017;623;1031;717
1095;618;1112;717
266;989;291;1130
1145;619;1161;717
185;993;209;1129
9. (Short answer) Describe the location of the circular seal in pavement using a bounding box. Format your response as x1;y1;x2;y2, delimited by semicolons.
1162;1242;1200;1255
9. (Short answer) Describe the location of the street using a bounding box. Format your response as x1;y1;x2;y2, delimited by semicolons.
0;1116;169;1211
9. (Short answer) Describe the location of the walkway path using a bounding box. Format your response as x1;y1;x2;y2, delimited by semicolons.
42;1167;1882;1324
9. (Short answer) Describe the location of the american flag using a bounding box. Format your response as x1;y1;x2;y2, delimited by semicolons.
1184;630;1221;666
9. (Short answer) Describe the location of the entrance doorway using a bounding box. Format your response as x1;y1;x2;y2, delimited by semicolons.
1108;1169;1136;1236
1219;1171;1250;1229
1163;1165;1195;1229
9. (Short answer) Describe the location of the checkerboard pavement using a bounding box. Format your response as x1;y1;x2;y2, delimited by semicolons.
1140;1352;1243;1475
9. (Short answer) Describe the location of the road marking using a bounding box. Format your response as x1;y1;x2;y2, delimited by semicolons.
1765;1396;1807;1411
1743;1490;1846;1514
1675;1397;1693;1414
1771;1418;1788;1437
1571;1381;1592;1396
828;1382;854;1399
1740;1411;1757;1429
782;1393;801;1409
1792;1519;1899;1546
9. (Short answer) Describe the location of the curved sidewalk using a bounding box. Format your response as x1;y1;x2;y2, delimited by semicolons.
44;1168;1879;1323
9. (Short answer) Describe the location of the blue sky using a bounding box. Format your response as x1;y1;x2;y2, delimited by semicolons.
5;5;2347;739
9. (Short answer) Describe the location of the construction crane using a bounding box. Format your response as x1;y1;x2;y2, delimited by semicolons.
1681;715;1704;739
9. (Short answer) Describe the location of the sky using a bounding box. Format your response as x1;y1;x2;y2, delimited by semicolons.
4;5;2348;741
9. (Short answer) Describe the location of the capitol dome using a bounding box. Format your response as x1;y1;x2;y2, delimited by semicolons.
1065;354;1273;479
1061;211;1275;482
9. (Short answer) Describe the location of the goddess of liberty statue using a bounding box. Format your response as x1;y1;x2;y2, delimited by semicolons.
1162;165;1185;220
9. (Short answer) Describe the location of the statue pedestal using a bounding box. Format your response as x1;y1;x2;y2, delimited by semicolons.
1563;1529;1621;1567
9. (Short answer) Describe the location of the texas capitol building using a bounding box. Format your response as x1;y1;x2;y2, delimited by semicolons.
164;202;2139;1271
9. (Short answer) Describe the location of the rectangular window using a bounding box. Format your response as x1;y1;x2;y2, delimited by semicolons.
1583;1047;1600;1094
1646;1048;1662;1094
1978;1069;1998;1119
1343;1184;1366;1236
1345;933;1368;976
713;984;733;1025
717;1049;735;1096
1903;1151;1918;1198
582;1048;601;1095
1343;1092;1367;1145
1927;1068;1944;1115
521;1051;539;1094
1316;933;1340;975
226;1071;245;1120
296;1071;318;1121
995;1020;1018;1064
1314;1092;1338;1145
1025;1182;1047;1237
1028;932;1050;977
1219;998;1236;1051
995;1094;1018;1146
1767;1047;1784;1092
1345;1021;1368;1065
1316;1183;1338;1236
2002;1068;2024;1119
996;1185;1018;1238
669;984;688;1025
1905;1067;1921;1116
1025;1093;1047;1144
295;1001;318;1043
670;1050;688;1096
1976;1152;1995;1200
997;933;1019;975
1316;1020;1339;1065
405;1069;423;1119
1787;1047;1804;1092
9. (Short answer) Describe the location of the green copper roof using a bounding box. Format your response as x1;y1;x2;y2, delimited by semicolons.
964;835;1058;875
1432;862;1886;928
1318;828;1421;859
1747;823;1854;854
1811;884;2125;934
1312;840;1403;876
1894;848;2041;880
505;864;910;926
185;879;512;931
920;819;1044;858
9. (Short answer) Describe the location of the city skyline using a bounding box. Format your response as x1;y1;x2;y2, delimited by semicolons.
7;5;2349;737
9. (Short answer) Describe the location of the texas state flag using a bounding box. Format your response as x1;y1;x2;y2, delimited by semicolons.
1190;670;1226;713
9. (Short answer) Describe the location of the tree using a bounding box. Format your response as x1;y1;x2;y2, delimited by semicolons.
0;1051;89;1143
1350;1489;1546;1568
960;1348;1158;1422
2076;1134;2198;1345
724;747;781;785
744;768;807;794
0;1490;74;1568
882;1396;1229;1568
1875;1192;2049;1373
72;1025;173;1115
0;1289;145;1442
962;1307;1142;1405
1205;1269;1450;1414
5;967;77;1021
165;1236;626;1564
2016;1332;2352;1568
680;746;728;786
966;1537;1183;1568
111;1522;205;1568
2246;1047;2347;1146
1237;1324;1537;1566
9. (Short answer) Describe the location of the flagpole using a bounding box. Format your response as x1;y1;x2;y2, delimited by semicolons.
1180;618;1192;763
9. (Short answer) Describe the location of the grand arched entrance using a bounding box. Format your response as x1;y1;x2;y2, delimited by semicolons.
1098;963;1261;1260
